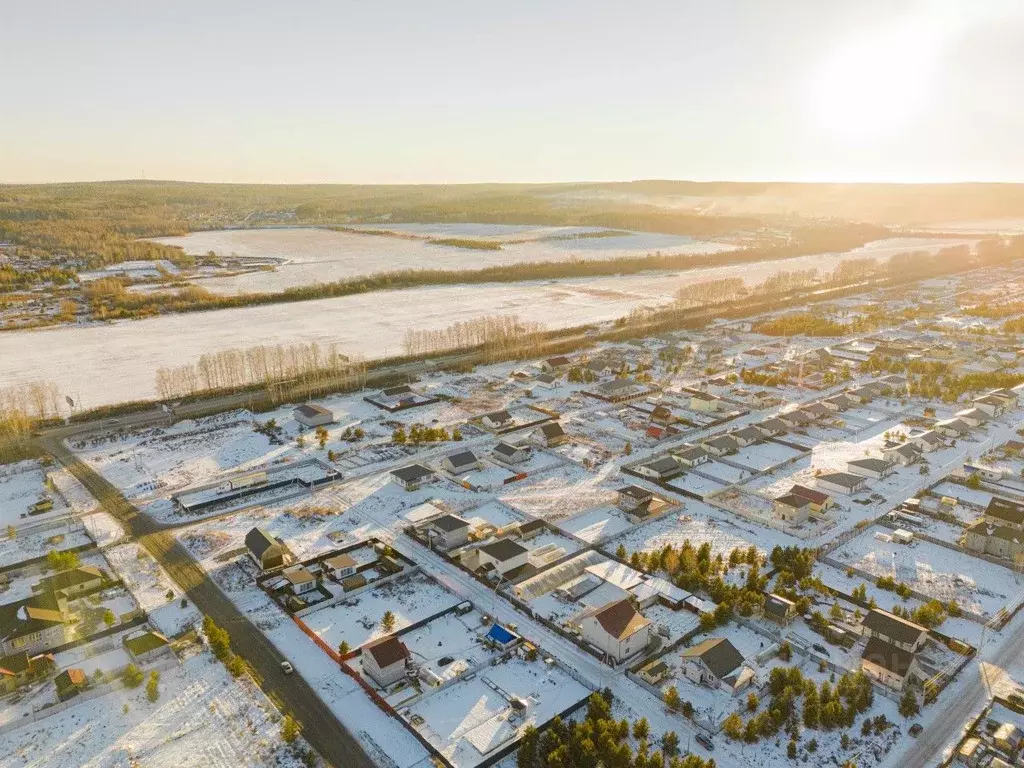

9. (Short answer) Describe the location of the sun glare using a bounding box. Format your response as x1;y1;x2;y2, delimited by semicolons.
809;20;945;145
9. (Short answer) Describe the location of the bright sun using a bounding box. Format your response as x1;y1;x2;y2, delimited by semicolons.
809;21;944;145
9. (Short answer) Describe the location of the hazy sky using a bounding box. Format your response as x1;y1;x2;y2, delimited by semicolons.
3;0;1023;184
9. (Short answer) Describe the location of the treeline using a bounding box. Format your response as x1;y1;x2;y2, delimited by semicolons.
401;314;546;361
0;381;62;460
753;314;851;337
154;341;366;400
426;237;502;251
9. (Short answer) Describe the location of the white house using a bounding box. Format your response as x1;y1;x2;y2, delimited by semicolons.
701;435;738;457
440;449;482;475
680;638;753;693
882;442;921;467
390;464;435;491
672;445;709;468
815;472;869;495
426;514;472;550
580;599;653;663
773;493;812;523
492;441;531;465
323;553;358;580
283;565;319;595
481;410;514;430
293;403;334;428
912;430;946;453
476;538;529;576
634;456;681;481
689;392;721;413
955;408;988;428
362;635;410;687
934;418;971;438
846;458;896;480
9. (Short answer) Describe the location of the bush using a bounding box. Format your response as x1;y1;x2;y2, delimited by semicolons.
146;671;160;702
122;663;144;688
227;654;246;678
281;715;300;743
46;549;80;572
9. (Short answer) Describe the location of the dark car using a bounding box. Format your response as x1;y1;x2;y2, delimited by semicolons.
812;643;830;655
695;733;714;751
909;723;923;737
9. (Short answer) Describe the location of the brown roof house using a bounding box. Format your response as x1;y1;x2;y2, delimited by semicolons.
245;528;286;571
33;566;104;598
123;631;172;663
0;651;54;694
580;598;653;663
0;592;71;656
860;609;928;653
860;637;921;691
54;667;88;701
362;635;410;688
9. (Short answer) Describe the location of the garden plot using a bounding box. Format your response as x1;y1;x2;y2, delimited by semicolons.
354;609;497;690
178;495;378;566
104;543;201;635
0;525;93;569
663;472;730;499
0;651;308;768
727;440;805;472
643;603;699;644
499;465;618;522
829;526;1017;618
71;411;288;499
559;505;633;544
0;460;68;528
463;500;524;530
402;656;589;768
696;460;753;485
611;501;777;561
329;470;482;531
302;573;461;651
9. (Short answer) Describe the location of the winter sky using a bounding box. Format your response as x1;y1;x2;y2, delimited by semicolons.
3;0;1023;184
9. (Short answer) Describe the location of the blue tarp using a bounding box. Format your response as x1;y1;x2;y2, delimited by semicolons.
486;624;516;645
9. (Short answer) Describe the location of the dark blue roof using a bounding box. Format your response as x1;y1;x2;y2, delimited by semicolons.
486;624;516;644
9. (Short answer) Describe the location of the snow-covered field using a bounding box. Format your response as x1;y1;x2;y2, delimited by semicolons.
558;505;633;544
153;225;736;294
830;526;1019;617
0;461;50;527
0;652;307;768
610;501;775;559
0;237;970;408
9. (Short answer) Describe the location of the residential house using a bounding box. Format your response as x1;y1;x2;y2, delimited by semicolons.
912;430;946;453
701;435;738;457
680;638;754;693
754;418;788;437
882;442;922;467
492;441;531;465
803;402;830;420
323;553;358;579
426;514;472;550
283;565;319;595
788;484;834;513
860;609;929;653
474;538;530;577
672;445;709;468
730;426;763;447
972;395;1006;417
986;388;1019;408
33;566;104;598
245;528;285;570
537;422;567;447
390;464;435;491
123;631;171;663
779;409;814;428
860;637;921;691
534;373;558;389
689;392;722;413
823;394;857;412
638;659;669;685
773;493;812;523
580;599;653;663
540;356;571;373
440;449;482;475
963;520;1024;561
845;387;874;404
515;519;546;541
984;497;1024;529
934;418;972;439
616;485;655;512
955;408;988;428
763;594;797;625
846;458;896;480
590;378;652;403
0;652;54;693
293;403;334;428
815;472;869;495
634;456;682;481
649;404;674;425
993;722;1023;755
0;592;72;656
481;410;514;430
54;668;88;701
362;635;410;687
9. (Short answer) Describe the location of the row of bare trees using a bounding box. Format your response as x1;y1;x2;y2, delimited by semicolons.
401;314;546;362
154;341;366;399
674;277;745;306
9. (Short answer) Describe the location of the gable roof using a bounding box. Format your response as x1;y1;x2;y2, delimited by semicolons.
817;472;866;489
482;409;512;423
862;608;927;645
245;528;280;559
847;458;894;473
444;449;480;469
673;446;708;462
391;464;434;482
789;484;830;505
381;384;414;398
591;599;651;640
430;514;470;533
34;566;103;594
681;637;745;679
986;497;1024;526
618;485;655;501
775;492;811;509
364;635;409;668
641;456;680;475
493;441;526;459
862;636;915;677
480;538;528;562
294;403;332;418
541;422;566;439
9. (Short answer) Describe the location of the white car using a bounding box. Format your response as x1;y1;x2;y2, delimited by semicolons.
280;661;294;675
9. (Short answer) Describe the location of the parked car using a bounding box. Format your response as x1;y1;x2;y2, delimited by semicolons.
280;661;294;675
812;643;830;656
695;733;714;751
909;723;923;737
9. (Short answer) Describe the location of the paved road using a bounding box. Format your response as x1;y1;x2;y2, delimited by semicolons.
41;436;375;768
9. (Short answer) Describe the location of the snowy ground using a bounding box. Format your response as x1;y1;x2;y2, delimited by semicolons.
0;652;309;768
558;505;634;544
829;526;1020;618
